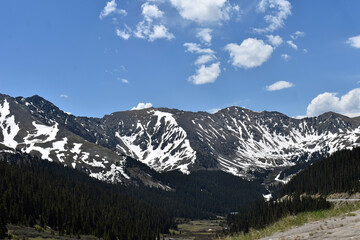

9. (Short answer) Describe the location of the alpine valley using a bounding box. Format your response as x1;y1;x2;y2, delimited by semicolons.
1;93;360;186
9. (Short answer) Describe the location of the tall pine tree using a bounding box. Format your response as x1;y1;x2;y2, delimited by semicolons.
0;204;7;239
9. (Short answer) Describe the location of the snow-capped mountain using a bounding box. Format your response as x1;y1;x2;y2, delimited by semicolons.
1;93;360;183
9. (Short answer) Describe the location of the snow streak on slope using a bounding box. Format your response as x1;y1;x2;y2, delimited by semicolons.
3;94;360;184
0;99;20;149
190;108;360;177
115;110;196;174
89;163;130;182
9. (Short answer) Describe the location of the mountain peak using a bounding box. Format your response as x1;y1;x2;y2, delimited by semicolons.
2;92;360;183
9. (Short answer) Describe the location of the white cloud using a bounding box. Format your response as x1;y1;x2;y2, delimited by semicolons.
306;88;360;117
346;35;360;49
132;3;174;41
100;0;117;19
267;35;283;47
195;54;216;65
266;81;294;91
134;21;174;41
99;0;127;20
281;53;291;61
254;0;292;33
169;0;239;24
149;24;174;41
208;108;221;114
121;79;129;84
287;40;298;50
142;3;164;22
116;28;131;40
225;38;273;69
290;31;305;39
188;62;221;84
60;94;68;98
132;102;153;110
184;43;218;83
196;28;212;45
184;43;214;55
134;21;150;39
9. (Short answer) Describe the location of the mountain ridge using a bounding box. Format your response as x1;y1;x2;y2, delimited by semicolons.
1;93;360;184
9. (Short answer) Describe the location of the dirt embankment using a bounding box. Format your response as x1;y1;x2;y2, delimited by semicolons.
259;209;360;240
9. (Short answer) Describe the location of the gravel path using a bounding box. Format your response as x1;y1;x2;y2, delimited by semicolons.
259;209;360;240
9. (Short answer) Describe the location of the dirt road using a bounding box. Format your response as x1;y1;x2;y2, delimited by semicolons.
259;209;360;240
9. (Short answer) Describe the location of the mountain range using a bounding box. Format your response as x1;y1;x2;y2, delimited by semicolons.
1;93;360;185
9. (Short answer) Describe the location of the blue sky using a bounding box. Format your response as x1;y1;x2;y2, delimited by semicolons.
1;0;360;118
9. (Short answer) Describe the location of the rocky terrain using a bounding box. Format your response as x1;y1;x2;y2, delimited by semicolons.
1;93;360;184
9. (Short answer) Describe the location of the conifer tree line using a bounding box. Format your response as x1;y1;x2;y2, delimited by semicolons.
281;147;360;195
227;147;360;234
118;157;266;219
227;194;330;234
0;147;266;239
0;204;6;239
0;152;172;240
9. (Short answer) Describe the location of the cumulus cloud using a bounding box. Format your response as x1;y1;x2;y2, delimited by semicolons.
281;53;291;61
134;21;174;41
306;88;360;117
121;79;129;84
142;3;164;21
184;42;218;84
132;3;174;41
346;35;360;49
287;40;298;50
195;54;216;65
116;2;173;42
254;0;292;33
169;0;240;24
116;28;131;40
266;81;294;91
189;62;221;85
132;102;153;110
196;28;212;45
60;94;68;98
99;0;127;19
150;25;175;41
267;35;283;47
225;38;273;69
208;108;221;114
184;43;214;55
290;31;305;40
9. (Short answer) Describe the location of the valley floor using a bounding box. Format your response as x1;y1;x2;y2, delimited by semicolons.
163;219;225;240
259;209;360;240
6;224;97;240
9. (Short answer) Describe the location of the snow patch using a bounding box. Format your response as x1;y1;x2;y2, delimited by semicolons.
115;110;196;174
0;99;20;149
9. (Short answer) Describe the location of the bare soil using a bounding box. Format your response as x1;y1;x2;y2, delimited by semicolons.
259;209;360;240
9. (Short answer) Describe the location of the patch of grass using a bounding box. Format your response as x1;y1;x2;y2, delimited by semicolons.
164;219;225;239
226;201;360;240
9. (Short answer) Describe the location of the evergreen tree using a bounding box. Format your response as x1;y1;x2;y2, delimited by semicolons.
227;195;330;234
281;147;360;195
0;152;172;240
0;204;7;239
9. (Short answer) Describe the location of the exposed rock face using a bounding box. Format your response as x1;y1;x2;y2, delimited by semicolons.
1;93;360;183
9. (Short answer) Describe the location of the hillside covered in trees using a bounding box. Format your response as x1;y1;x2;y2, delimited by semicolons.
227;147;360;235
0;145;266;238
0;151;172;240
227;194;330;234
281;147;360;195
123;157;266;219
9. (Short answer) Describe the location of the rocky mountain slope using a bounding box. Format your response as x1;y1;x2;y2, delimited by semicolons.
1;93;360;183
